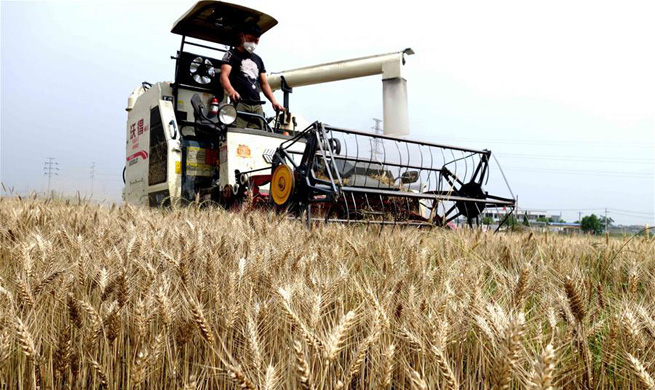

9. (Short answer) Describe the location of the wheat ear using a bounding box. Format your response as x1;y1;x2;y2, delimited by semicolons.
190;300;215;346
88;356;108;388
381;344;395;389
0;327;12;366
264;364;278;390
564;276;586;323
293;339;316;390
531;344;555;390
246;314;263;374
326;310;356;361
493;312;525;390
14;317;36;362
279;289;324;352
409;368;428;390
627;352;655;390
430;344;459;390
514;265;530;307
347;320;381;383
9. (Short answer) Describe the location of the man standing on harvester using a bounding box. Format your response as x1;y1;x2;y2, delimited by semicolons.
220;22;284;129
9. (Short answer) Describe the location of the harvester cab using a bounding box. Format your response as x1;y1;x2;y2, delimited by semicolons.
123;0;516;228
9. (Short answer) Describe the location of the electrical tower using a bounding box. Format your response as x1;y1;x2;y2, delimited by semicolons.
43;157;59;196
90;162;96;197
372;118;383;161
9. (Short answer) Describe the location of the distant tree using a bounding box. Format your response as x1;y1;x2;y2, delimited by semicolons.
581;214;602;235
522;214;530;226
482;216;493;225
537;216;549;223
501;215;522;231
598;216;615;230
559;218;567;223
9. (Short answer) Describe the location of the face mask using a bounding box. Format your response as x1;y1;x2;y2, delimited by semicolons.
243;41;257;53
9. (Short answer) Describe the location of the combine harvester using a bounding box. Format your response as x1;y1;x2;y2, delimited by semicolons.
123;1;516;228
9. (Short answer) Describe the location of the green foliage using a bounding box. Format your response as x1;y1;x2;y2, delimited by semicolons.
598;216;614;229
482;216;493;225
522;214;530;226
581;214;602;235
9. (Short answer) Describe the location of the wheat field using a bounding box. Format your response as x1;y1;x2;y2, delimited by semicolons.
0;196;654;389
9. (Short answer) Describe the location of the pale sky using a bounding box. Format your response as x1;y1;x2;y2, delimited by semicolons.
1;0;654;225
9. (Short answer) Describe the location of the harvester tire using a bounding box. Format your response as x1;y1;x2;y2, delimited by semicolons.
271;165;295;206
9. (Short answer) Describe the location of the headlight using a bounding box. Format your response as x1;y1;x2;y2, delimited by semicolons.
218;104;237;125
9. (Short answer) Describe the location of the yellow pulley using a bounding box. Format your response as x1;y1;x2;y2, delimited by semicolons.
271;164;294;206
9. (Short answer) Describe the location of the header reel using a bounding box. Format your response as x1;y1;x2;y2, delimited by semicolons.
264;122;515;228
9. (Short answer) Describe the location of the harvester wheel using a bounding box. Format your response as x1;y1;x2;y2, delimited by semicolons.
271;165;295;206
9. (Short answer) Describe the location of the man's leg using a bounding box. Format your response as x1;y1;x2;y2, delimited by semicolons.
244;104;264;129
234;102;249;129
249;104;265;130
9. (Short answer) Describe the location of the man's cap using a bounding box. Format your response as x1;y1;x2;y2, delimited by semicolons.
242;22;262;37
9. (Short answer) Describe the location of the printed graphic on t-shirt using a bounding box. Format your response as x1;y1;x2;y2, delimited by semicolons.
241;58;259;80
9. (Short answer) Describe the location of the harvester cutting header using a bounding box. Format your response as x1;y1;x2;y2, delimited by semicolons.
123;0;516;227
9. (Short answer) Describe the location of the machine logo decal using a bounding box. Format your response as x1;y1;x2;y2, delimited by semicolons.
236;144;251;158
127;150;149;162
129;119;148;140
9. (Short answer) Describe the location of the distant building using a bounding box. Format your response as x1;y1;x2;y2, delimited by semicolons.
483;207;561;223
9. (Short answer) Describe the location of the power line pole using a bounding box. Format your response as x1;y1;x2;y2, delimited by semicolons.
43;157;59;196
90;161;96;197
605;207;608;232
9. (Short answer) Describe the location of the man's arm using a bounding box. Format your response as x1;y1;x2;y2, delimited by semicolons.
260;73;285;112
220;64;240;102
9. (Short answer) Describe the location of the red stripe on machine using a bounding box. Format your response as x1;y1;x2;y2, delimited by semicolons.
127;150;149;162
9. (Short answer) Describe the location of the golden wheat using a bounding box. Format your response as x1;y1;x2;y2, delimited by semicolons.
0;197;654;389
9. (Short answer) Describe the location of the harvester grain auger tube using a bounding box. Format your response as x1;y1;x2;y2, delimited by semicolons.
269;122;516;227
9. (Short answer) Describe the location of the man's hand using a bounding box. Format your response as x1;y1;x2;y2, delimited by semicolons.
272;101;285;112
228;90;241;103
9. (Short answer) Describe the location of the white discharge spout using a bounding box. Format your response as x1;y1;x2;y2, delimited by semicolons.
268;48;414;136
